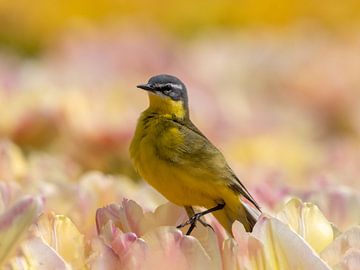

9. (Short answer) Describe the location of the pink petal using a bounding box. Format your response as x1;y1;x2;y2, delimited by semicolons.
110;231;139;258
141;227;216;270
0;196;43;265
96;199;144;236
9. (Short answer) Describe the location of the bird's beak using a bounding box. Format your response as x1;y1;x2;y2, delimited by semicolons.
136;83;154;92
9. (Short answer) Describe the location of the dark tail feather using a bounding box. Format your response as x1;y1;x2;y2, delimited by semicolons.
242;199;261;232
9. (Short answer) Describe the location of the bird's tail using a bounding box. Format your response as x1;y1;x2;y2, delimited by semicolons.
241;197;261;230
213;196;261;234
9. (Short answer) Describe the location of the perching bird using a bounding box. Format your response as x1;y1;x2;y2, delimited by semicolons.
130;74;261;235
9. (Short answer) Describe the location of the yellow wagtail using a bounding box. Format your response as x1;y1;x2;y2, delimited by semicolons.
130;74;261;235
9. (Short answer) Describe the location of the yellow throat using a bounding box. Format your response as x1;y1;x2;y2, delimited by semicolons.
147;93;187;119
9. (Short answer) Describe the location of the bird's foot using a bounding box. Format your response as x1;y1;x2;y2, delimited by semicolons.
177;213;214;235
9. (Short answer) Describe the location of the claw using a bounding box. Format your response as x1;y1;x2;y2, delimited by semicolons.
176;203;225;235
176;213;213;235
198;218;214;232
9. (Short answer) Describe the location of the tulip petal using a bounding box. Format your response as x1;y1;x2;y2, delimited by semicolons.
334;250;360;270
141;227;216;270
110;230;147;269
321;226;360;268
231;220;270;270
34;213;86;269
0;140;28;181
96;200;186;237
0;196;42;266
96;199;144;236
276;198;334;252
20;237;71;270
222;238;241;270
190;225;222;269
253;216;331;270
116;199;144;234
88;237;121;270
139;202;185;234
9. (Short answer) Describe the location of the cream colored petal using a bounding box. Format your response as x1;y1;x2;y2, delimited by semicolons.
222;238;242;270
333;250;360;270
0;140;28;181
88;237;121;270
20;237;71;270
231;220;270;270
34;213;86;270
190;225;222;270
139;202;185;235
0;196;42;266
321;226;360;267
5;256;29;270
253;216;331;270
277;198;333;252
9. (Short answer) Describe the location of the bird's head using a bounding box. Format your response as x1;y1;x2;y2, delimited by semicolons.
137;74;189;119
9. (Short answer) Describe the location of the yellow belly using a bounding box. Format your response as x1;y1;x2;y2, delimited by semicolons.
134;135;215;207
130;115;236;208
129;114;251;233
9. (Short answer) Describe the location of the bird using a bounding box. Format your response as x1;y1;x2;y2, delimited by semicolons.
130;74;261;235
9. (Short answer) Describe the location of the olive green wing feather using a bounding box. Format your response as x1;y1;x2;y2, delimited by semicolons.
158;118;260;211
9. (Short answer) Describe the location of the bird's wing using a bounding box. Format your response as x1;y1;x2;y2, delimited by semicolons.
158;118;260;211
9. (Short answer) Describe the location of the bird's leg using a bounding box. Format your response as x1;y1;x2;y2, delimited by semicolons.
177;203;225;235
183;206;214;235
184;206;195;218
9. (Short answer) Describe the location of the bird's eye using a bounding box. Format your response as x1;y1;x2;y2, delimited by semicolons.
162;85;172;95
163;89;171;95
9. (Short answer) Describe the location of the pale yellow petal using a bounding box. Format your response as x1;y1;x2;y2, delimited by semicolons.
35;213;86;270
0;140;28;181
253;216;331;270
6;256;29;270
277;198;333;252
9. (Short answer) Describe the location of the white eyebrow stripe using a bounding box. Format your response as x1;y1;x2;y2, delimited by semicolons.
169;83;183;90
157;83;183;90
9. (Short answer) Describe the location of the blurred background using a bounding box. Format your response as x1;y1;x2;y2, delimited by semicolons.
1;0;359;231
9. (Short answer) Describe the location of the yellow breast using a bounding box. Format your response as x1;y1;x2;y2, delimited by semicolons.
129;111;218;207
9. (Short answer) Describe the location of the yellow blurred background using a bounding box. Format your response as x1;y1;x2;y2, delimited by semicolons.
1;4;360;268
1;0;360;190
1;0;360;54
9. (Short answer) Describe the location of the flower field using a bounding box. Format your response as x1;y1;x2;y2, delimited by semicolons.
1;1;360;269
